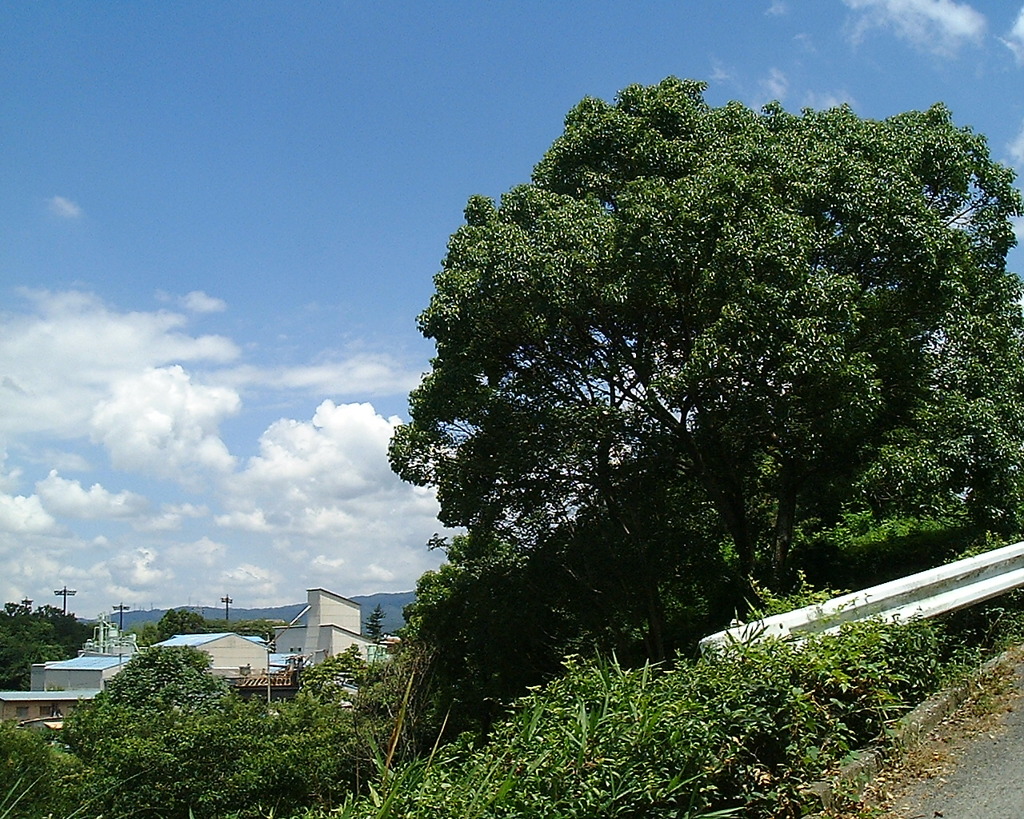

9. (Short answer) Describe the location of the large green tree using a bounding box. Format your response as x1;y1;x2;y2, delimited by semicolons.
100;645;229;712
0;601;91;689
156;607;208;641
391;78;1024;666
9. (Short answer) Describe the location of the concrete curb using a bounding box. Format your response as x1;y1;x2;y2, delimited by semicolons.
804;647;1020;814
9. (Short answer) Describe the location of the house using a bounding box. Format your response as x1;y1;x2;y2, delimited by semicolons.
0;690;100;726
30;654;131;691
274;588;375;663
153;632;269;677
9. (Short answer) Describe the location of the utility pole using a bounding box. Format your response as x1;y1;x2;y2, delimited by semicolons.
221;595;233;621
113;603;130;630
53;586;77;615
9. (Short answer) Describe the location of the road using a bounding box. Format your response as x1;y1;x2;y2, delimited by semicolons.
873;656;1024;819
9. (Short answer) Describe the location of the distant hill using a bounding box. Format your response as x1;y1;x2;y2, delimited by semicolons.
112;591;415;636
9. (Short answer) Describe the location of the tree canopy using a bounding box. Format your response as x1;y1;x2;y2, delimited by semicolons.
391;78;1024;680
156;607;208;641
0;601;91;689
100;645;229;712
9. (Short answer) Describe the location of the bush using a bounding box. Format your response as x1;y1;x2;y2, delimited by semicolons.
314;618;943;819
63;695;367;819
0;722;80;818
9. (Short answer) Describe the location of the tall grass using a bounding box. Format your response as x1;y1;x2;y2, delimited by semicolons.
299;619;941;818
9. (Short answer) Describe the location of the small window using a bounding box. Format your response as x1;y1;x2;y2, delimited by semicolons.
15;706;28;719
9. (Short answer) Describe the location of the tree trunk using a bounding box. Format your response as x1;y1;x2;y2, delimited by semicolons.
771;464;799;589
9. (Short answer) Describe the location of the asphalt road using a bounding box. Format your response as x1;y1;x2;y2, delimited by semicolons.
881;660;1024;819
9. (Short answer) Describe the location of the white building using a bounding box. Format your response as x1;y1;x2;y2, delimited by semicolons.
274;588;374;663
153;632;269;677
30;655;130;691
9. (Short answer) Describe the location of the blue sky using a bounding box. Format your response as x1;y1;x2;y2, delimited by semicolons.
2;1;1024;618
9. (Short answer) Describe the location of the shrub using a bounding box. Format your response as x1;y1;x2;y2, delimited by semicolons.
0;722;80;819
313;618;943;819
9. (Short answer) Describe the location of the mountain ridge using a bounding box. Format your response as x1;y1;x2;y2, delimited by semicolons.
101;591;415;636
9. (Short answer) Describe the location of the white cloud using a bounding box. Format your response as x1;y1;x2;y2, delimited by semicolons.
36;471;149;519
760;68;789;102
0;539;68;607
0;453;23;494
221;563;278;600
47;195;82;219
766;0;788;15
0;290;239;438
182;291;227;314
1002;6;1024;62
90;365;240;481
164;536;226;568
217;400;450;593
223;354;423;398
709;59;734;84
0;289;443;611
1009;119;1024;168
0;493;60;534
225;401;401;509
843;0;987;55
135;502;208;532
108;547;174;589
803;89;858;110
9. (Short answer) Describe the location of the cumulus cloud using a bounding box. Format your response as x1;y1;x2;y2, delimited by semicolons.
1003;6;1024;61
217;400;449;593
0;290;239;438
47;195;82;219
843;0;987;55
182;291;227;313
0;289;445;610
0;493;59;534
36;471;149;519
0;537;69;608
164;536;227;568
0;454;23;495
135;503;208;532
766;0;788;15
91;365;240;480
108;547;174;589
225;401;401;509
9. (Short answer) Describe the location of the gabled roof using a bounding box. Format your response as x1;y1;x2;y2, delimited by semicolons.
155;632;267;648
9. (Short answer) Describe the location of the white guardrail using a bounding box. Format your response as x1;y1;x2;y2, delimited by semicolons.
699;540;1024;652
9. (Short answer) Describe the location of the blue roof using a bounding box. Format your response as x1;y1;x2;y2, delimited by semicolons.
40;655;128;670
155;632;267;648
